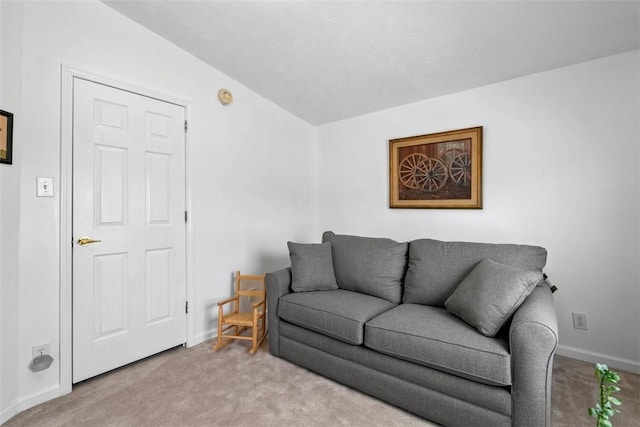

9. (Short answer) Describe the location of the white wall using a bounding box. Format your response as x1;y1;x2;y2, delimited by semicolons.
0;1;315;422
0;0;25;418
316;50;640;372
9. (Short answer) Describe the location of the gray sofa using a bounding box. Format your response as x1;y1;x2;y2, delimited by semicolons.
266;232;558;427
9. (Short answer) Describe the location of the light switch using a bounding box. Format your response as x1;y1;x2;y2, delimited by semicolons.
37;177;54;197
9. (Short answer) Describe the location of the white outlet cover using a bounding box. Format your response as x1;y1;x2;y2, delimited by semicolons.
572;312;588;330
32;343;51;359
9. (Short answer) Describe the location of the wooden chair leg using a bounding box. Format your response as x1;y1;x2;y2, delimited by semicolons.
249;312;267;354
213;339;230;351
213;306;227;351
249;309;259;354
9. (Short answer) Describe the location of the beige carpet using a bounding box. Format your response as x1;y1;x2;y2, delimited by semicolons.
4;340;639;427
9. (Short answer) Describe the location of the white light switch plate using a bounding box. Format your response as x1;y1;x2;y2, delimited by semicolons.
37;177;54;197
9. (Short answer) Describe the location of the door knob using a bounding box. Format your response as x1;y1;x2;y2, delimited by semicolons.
77;236;102;246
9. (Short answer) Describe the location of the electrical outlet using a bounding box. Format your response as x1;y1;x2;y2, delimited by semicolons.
32;343;51;360
572;312;588;330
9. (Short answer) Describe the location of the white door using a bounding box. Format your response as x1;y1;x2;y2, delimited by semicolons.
72;78;187;383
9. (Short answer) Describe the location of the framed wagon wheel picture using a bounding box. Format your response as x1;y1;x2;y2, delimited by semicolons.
389;126;482;209
0;110;13;165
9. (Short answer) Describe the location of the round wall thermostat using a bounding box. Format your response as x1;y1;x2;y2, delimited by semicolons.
218;89;233;105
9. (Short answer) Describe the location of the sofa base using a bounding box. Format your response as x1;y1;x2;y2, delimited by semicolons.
279;336;512;427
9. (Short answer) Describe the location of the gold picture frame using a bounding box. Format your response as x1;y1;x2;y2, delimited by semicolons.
389;126;482;209
0;110;14;165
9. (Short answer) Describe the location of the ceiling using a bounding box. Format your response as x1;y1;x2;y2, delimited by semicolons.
103;1;640;125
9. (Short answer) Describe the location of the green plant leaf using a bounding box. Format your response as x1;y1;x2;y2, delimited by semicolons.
599;419;612;427
605;370;620;381
588;407;597;417
607;385;621;393
609;396;622;406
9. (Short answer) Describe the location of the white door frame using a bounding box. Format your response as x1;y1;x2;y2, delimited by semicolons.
59;65;195;394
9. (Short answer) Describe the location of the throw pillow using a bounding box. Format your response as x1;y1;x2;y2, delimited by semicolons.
288;242;339;292
444;258;543;337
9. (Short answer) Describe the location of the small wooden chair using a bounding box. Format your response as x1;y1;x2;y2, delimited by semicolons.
213;271;267;354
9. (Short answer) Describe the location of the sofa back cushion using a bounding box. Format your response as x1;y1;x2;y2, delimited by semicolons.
403;239;547;306
322;231;408;304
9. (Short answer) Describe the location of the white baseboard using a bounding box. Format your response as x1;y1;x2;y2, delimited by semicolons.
556;345;640;374
0;384;62;425
190;328;217;347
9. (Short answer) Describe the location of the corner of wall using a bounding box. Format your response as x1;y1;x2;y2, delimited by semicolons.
310;126;322;239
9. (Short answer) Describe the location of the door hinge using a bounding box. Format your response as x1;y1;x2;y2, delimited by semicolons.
185;301;189;314
184;120;188;132
184;211;188;222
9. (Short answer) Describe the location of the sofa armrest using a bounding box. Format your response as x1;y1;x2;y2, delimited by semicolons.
265;267;292;356
509;285;558;427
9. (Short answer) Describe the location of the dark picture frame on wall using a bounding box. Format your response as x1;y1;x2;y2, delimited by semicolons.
389;126;482;209
0;110;14;165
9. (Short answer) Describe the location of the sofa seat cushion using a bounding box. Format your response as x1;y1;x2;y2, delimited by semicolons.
364;304;511;386
278;290;396;345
